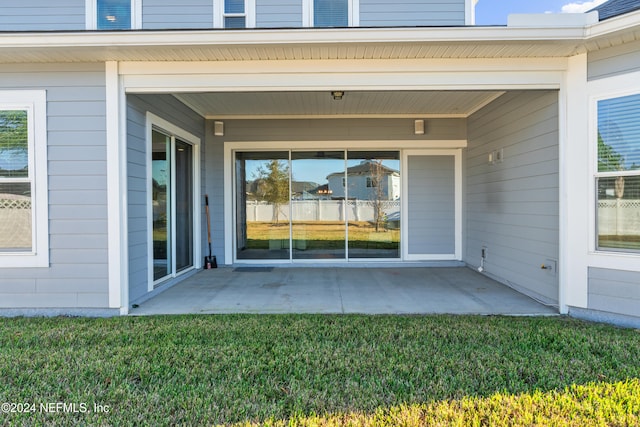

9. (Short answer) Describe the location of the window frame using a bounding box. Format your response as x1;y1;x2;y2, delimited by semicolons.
303;0;359;27
86;0;142;30
591;88;640;255
0;90;49;268
214;0;256;28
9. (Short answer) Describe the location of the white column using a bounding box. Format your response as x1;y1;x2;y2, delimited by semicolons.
559;53;589;314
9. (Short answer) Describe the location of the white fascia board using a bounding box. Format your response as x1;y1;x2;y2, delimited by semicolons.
586;8;640;39
0;26;587;50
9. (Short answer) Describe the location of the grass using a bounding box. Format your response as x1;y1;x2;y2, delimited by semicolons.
246;221;400;250
0;315;639;426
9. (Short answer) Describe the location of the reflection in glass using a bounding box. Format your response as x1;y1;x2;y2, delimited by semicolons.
345;151;400;258
597;175;640;251
0;182;32;251
236;152;290;260
291;151;345;259
152;130;171;281
175;140;193;272
0;110;28;178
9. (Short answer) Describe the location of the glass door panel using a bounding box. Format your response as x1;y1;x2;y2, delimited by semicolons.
236;152;290;260
152;130;171;281
175;139;193;272
291;151;345;260
346;151;401;258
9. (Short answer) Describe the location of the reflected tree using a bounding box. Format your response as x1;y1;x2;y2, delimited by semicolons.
255;160;289;225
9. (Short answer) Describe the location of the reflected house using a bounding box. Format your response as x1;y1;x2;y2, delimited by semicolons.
327;161;400;201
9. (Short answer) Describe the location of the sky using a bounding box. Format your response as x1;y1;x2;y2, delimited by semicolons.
475;0;609;25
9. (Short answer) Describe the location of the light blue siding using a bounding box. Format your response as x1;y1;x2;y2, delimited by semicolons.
466;91;559;304
0;63;111;310
360;0;466;26
127;94;206;304
256;0;302;28
407;156;456;255
588;267;640;318
0;0;85;31
588;39;640;80
142;0;214;29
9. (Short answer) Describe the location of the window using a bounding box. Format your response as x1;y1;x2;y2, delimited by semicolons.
315;0;348;27
97;0;131;29
224;0;246;28
303;0;358;27
595;93;640;252
366;177;378;188
0;91;48;268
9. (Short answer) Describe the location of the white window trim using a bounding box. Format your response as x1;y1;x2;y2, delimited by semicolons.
587;72;640;270
86;0;142;30
303;0;359;27
0;90;49;268
214;0;256;29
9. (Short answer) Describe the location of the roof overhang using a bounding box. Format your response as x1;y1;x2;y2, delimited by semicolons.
2;9;640;64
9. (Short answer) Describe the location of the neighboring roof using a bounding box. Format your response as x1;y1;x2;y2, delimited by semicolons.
327;161;399;179
590;0;640;21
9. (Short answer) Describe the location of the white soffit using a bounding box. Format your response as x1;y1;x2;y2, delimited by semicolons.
174;90;506;119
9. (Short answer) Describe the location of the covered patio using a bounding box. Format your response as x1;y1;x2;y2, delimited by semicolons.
130;266;558;315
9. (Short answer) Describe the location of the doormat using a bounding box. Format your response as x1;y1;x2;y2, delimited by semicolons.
233;267;274;273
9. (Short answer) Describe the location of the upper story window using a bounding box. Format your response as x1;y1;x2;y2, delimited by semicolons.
98;0;131;29
595;92;640;253
304;0;358;27
87;0;140;30
215;0;255;28
0;91;49;268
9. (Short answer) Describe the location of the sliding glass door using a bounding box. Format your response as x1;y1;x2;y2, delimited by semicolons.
235;150;401;261
152;128;195;282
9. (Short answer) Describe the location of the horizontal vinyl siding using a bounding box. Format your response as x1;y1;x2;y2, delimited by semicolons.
588;39;640;80
588;267;640;318
359;0;465;26
142;0;213;29
407;156;455;255
0;63;109;308
127;94;205;303
0;0;85;31
256;0;302;28
220;118;466;142
466;91;559;303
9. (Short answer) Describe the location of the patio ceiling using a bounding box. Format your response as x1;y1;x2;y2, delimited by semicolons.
174;90;507;119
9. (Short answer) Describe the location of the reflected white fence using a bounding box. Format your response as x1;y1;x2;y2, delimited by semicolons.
246;200;401;225
598;200;640;236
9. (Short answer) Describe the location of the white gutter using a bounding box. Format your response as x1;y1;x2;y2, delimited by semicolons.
0;26;588;50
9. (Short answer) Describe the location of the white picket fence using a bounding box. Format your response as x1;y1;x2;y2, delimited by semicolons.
246;200;401;223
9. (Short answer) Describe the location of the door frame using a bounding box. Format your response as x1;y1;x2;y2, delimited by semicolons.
402;149;463;261
146;112;201;291
224;140;465;264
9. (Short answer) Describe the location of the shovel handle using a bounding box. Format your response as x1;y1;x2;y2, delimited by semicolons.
205;194;212;244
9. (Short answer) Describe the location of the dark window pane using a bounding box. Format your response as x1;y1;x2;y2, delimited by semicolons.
97;0;131;30
0;110;28;178
314;0;348;27
225;16;246;28
225;0;245;14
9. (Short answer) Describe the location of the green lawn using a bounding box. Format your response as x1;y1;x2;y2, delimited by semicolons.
0;315;639;426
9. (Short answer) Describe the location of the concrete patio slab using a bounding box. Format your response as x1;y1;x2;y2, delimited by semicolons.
131;267;558;316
